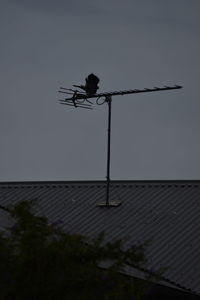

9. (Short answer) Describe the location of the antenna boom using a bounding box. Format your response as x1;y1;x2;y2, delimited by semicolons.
59;85;182;101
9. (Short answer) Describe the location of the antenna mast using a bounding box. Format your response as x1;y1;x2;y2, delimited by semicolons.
59;81;182;207
105;96;112;206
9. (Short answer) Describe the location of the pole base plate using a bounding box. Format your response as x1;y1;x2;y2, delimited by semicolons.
96;201;121;207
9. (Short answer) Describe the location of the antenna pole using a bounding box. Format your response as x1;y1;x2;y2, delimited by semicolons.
106;96;112;206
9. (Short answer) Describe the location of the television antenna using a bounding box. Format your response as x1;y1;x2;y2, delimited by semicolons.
58;74;182;207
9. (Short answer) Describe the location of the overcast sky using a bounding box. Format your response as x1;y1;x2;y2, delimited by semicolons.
1;0;200;181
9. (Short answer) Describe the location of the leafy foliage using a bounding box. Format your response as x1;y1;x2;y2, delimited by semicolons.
0;201;150;299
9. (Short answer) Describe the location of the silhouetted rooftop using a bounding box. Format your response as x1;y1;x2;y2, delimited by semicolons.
0;180;199;296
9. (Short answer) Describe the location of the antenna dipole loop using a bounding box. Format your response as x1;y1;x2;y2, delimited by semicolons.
96;97;106;105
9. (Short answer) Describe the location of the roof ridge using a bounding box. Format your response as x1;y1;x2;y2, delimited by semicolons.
0;180;200;185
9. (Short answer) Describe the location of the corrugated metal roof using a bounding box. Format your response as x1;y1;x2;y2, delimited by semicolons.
0;180;200;296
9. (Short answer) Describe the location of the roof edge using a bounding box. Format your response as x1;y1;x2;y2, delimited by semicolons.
0;179;200;185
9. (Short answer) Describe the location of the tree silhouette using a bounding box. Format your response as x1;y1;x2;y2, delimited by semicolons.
0;200;151;300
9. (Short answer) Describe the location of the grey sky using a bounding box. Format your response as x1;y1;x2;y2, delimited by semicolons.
1;0;200;181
